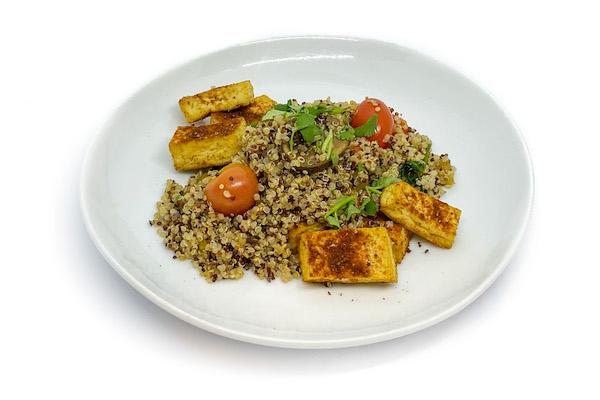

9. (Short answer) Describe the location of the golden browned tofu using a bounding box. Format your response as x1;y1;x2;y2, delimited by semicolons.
380;181;461;248
168;118;246;170
387;223;412;263
288;222;325;252
210;95;276;126
380;220;412;264
299;227;397;283
364;215;412;263
178;80;254;123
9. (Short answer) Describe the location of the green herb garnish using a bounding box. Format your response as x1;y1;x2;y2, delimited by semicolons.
321;131;334;157
360;197;378;216
305;104;330;116
299;124;322;144
295;113;316;130
330;150;340;167
337;129;355;140
345;203;361;219
330;106;348;114
353;115;378;137
324;195;357;228
366;176;402;194
356;163;367;173
273;103;291;111
262;108;290;120
399;160;426;186
423;143;432;164
326;215;341;228
265;100;373;168
335;115;378;141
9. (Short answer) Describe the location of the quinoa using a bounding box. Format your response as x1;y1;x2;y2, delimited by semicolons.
152;99;455;282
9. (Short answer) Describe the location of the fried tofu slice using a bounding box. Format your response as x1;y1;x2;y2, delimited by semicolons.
364;215;413;263
168;117;246;170
299;227;397;283
370;216;413;263
380;181;461;248
210;95;276;126
387;223;412;263
288;222;325;252
178;80;254;123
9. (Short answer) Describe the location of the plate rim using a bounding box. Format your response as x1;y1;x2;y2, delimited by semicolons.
79;35;535;349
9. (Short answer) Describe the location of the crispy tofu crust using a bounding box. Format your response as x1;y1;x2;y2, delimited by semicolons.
299;227;397;283
210;95;276;126
288;222;325;252
288;219;410;264
178;80;254;123
367;215;413;263
387;223;412;263
380;181;461;248
168;118;246;170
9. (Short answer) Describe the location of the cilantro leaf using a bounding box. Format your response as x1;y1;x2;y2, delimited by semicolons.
326;215;340;228
360;197;378;216
295;113;316;130
262;109;290;121
331;106;347;114
366;176;402;194
356;163;367;173
337;128;355;141
325;195;358;227
325;195;356;218
305;104;329;116
288;101;302;113
273;103;291;111
371;176;402;190
346;204;361;219
353;115;378;137
300;124;322;144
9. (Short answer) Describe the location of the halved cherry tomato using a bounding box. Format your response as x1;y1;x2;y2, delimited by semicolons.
205;164;258;215
350;98;394;148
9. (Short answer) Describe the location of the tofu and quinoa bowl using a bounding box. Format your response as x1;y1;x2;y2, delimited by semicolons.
151;81;460;284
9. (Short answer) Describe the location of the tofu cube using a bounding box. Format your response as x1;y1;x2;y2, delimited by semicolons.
168;117;246;170
210;95;276;126
380;181;461;248
299;227;397;283
178;80;254;123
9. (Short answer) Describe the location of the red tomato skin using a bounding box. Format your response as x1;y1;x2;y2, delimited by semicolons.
205;164;258;216
350;98;394;148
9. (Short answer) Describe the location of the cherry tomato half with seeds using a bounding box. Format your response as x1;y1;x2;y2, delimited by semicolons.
205;164;258;216
350;98;395;148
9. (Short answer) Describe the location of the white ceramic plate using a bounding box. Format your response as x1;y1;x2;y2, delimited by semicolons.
81;36;533;348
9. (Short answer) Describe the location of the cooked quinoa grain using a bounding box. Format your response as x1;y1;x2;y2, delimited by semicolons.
152;99;455;282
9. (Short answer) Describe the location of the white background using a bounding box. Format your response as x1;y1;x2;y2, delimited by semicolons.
1;1;598;399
